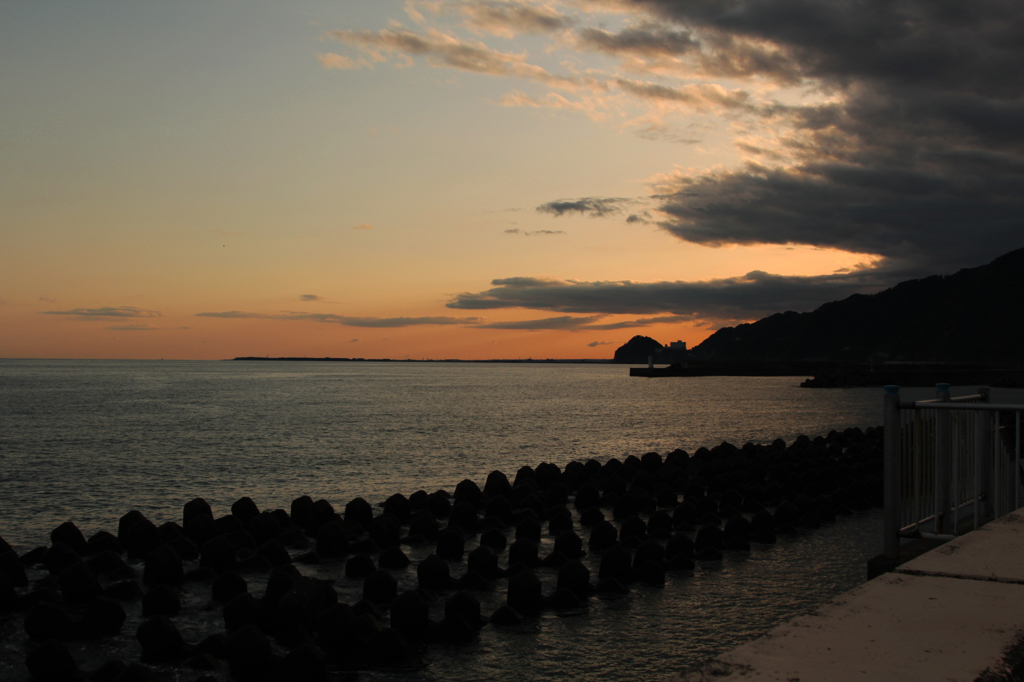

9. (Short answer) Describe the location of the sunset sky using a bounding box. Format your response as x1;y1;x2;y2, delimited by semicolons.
2;1;1021;360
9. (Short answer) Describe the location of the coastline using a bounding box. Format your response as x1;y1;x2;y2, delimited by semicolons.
230;356;613;364
230;357;1024;388
629;363;1024;388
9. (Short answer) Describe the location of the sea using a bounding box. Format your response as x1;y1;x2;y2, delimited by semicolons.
0;359;992;681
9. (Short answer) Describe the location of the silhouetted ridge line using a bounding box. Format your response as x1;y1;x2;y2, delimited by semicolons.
691;247;1024;365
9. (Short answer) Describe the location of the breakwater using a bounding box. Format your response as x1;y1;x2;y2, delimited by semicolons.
629;362;1024;388
0;426;884;681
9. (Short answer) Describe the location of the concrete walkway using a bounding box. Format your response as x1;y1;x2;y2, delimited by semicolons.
673;510;1024;681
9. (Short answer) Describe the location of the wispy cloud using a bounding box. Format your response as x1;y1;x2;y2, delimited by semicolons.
536;197;637;218
405;0;575;38
472;313;694;331
573;20;802;85
586;315;695;330
106;324;161;331
43;307;161;319
615;79;756;112
626;211;654;224
632;123;702;144
299;294;325;302
459;1;574;38
505;228;565;236
497;90;609;120
588;341;614;347
326;27;592;89
473;315;606;330
195;311;482;328
576;25;700;59
317;53;370;70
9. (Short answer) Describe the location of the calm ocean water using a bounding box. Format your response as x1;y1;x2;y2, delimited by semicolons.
0;360;884;550
0;359;964;680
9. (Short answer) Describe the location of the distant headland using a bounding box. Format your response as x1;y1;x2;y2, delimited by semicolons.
686;246;1024;367
619;248;1024;387
235;247;1024;387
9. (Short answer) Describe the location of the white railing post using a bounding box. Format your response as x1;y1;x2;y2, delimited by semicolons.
996;411;1006;517
894;388;1023;541
978;392;994;521
884;385;902;560
935;383;952;533
1016;412;1021;511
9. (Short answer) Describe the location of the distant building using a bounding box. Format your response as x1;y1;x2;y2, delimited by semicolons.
662;340;688;365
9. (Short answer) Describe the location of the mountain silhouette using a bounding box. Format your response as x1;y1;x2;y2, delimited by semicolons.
689;247;1024;364
613;335;664;364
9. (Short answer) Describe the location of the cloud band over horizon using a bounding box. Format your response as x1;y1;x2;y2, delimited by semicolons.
43;307;162;319
195;311;484;328
330;0;1024;315
448;267;891;323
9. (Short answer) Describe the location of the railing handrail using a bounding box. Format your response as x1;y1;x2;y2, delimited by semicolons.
902;402;1024;412
914;393;987;405
883;384;1024;564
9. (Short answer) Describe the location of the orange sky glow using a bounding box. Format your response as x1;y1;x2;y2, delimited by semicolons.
6;0;993;361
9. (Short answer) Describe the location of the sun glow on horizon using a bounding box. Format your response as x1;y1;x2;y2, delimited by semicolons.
2;0;1008;360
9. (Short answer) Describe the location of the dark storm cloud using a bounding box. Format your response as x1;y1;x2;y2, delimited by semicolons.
555;0;1024;281
656;157;1024;274
536;197;635;217
43;307;161;319
629;0;1024;94
195;311;482;327
448;268;886;321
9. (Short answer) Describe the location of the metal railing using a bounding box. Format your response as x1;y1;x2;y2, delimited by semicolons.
883;384;1023;561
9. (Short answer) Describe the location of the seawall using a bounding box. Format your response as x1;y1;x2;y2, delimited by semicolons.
629;363;1024;388
673;509;1024;681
